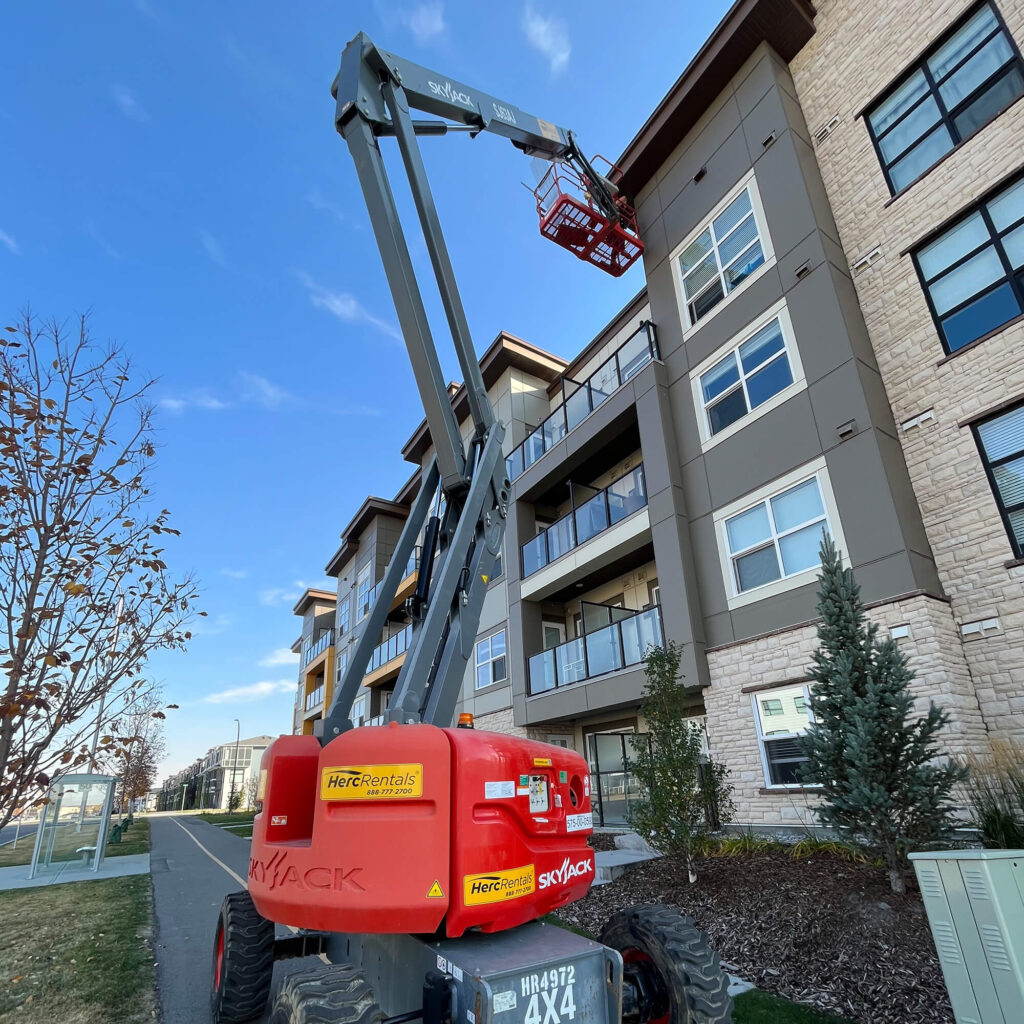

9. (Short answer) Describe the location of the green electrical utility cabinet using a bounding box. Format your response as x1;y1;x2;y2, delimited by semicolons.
910;850;1024;1024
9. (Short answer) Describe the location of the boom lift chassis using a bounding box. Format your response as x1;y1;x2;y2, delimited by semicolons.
209;33;732;1024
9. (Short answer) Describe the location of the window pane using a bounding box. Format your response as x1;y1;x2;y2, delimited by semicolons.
679;229;713;274
1009;507;1024;549
765;738;807;785
735;544;781;591
771;478;825;532
713;189;753;239
491;629;505;657
701;353;740;402
726;503;772;552
870;69;930;135
919;212;990;280
476;664;490;689
492;656;506;682
761;698;783;716
779;522;827;575
977;405;1024;461
877;94;941;163
691;278;725;321
724;240;765;291
929;5;999;81
940;281;1020;350
708;387;748;435
989;177;1024;232
938;31;1013;108
682;251;720;300
745;355;794;409
953;66;1024;137
1001;223;1024;270
595;734;626;773
738;319;785;373
993;456;1024;507
888;124;955;191
718;215;758;269
929;245;1003;314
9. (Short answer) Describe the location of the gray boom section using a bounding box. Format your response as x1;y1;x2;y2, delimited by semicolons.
333;32;573;160
317;460;439;739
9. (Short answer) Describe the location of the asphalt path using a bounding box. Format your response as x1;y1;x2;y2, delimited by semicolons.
150;816;311;1024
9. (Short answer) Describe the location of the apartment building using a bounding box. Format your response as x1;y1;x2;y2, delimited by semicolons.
286;0;1022;829
159;734;272;811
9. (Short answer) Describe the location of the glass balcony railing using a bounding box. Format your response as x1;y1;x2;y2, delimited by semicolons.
362;546;422;616
528;606;663;695
521;464;648;577
506;322;658;482
365;623;412;676
304;683;325;710
301;628;332;667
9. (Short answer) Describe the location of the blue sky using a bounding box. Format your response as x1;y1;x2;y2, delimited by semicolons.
2;0;731;779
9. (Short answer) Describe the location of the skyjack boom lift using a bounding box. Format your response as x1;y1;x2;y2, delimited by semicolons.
209;33;731;1024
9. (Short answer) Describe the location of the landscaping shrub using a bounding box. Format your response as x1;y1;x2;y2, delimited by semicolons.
959;738;1024;848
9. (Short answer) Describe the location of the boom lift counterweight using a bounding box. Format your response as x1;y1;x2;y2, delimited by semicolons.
209;33;732;1024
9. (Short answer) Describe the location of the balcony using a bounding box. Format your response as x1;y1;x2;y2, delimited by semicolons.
522;464;648;578
304;683;325;711
363;546;422;616
506;323;658;482
364;623;412;686
528;606;663;696
301;628;332;667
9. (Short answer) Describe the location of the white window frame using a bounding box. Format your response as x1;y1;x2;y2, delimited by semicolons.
752;683;817;789
336;648;348;680
351;694;367;727
356;563;372;620
670;170;776;338
338;597;351;636
689;299;805;450
713;457;847;610
475;628;507;690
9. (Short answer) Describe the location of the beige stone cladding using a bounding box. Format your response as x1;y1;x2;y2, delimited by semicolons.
474;707;528;737
789;0;1024;738
705;593;987;825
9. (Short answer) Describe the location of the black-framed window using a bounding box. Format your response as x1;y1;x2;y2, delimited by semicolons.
912;173;1024;353
866;2;1024;194
973;402;1024;556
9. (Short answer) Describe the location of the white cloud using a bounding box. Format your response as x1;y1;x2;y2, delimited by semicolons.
158;390;232;414
260;647;300;667
204;679;295;704
219;568;246;579
259;578;333;606
199;229;228;268
298;271;401;342
399;2;445;45
0;229;19;255
87;222;122;259
239;372;291;409
111;85;150;122
522;5;571;74
306;187;347;224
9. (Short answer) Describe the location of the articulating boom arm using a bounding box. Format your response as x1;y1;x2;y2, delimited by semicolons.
321;34;603;738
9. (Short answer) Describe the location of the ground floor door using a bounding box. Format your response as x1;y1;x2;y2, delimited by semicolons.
585;729;648;827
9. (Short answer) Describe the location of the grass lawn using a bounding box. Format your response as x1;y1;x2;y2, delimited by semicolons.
734;990;854;1024
194;811;254;837
0;819;149;869
0;874;157;1023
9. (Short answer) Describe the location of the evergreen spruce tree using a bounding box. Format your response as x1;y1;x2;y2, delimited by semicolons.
800;535;965;893
627;642;734;883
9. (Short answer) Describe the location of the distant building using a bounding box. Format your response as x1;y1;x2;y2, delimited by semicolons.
159;735;273;811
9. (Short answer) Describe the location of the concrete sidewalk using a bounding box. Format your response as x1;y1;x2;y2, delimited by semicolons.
0;852;150;891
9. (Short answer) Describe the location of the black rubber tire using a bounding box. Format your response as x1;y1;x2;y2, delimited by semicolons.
269;965;384;1024
600;904;733;1024
210;890;275;1023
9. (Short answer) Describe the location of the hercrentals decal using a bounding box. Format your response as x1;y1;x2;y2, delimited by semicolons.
463;864;535;906
538;855;593;890
320;763;423;800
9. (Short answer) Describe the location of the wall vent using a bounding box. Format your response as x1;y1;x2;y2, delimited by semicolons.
814;115;841;143
853;246;882;273
901;409;936;432
960;616;1001;640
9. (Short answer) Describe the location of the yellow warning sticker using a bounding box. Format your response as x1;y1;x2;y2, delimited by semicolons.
533;757;552;767
463;865;535;906
426;880;445;899
320;763;423;801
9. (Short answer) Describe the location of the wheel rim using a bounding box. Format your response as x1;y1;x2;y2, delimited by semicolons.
214;921;225;990
622;948;670;1024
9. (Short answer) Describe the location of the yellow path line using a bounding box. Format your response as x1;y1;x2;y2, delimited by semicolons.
169;816;248;889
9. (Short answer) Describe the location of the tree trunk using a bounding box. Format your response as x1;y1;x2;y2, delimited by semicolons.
888;865;906;894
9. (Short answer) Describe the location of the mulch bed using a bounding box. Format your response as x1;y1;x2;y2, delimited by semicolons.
587;831;625;852
559;851;952;1024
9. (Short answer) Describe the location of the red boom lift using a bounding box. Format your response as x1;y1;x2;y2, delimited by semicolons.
209;33;732;1024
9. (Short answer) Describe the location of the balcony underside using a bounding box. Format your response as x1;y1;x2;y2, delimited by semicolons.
521;509;652;602
393;571;417;610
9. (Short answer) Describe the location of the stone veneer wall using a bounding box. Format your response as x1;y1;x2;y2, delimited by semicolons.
789;0;1024;738
704;593;988;824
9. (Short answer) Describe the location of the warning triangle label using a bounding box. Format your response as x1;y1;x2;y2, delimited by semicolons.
426;880;445;899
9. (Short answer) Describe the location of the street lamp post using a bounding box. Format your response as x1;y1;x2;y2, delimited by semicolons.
228;718;241;812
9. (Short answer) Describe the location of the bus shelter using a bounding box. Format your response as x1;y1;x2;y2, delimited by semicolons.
28;773;117;880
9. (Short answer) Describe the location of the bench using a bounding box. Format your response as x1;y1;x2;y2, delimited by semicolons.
75;845;97;864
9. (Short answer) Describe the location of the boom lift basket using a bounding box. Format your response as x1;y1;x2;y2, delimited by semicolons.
533;156;644;277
